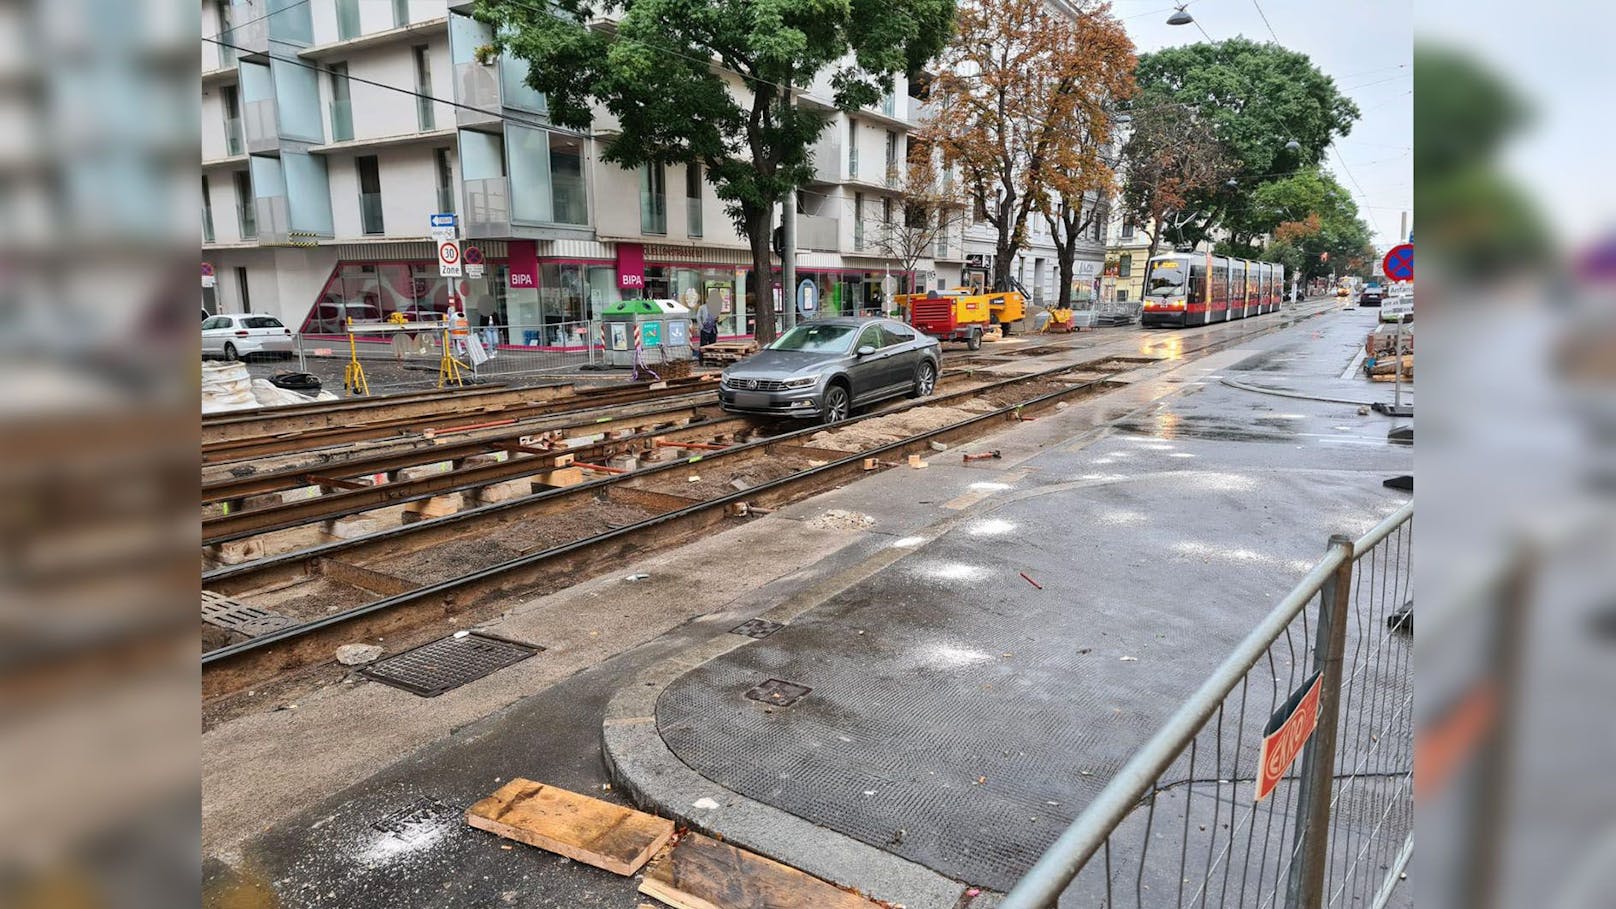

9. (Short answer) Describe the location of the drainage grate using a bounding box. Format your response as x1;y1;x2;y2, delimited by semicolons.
729;619;784;639
201;591;296;637
360;632;542;697
744;678;812;708
372;797;457;844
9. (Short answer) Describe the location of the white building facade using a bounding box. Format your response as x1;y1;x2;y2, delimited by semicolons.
200;0;964;339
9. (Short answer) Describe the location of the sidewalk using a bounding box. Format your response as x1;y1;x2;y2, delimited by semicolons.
210;302;1410;907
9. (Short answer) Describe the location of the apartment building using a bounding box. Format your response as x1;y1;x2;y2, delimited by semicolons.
199;0;964;339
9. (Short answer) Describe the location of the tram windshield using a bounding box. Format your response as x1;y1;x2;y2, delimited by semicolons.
1145;260;1189;296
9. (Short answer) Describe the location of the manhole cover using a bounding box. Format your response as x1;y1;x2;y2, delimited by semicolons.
360;632;541;697
730;619;784;639
743;678;811;708
201;591;296;637
372;797;457;844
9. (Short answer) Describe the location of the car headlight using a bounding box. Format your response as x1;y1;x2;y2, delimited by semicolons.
781;375;818;389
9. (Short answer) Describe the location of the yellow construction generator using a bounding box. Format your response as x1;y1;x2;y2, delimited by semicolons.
895;281;1027;335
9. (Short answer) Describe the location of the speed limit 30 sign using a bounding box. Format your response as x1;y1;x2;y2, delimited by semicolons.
438;239;462;277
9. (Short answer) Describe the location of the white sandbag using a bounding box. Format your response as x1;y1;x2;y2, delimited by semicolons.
201;361;258;412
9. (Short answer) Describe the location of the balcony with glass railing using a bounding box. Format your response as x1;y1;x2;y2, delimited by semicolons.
329;99;354;142
640;187;666;235
436;184;456;214
243;99;278;153
416;93;435;131
686;197;702;237
203;206;216;243
224;116;244;156
879;93;896;117
463;176;511;237
216;29;236;68
359;192;384;235
454;62;502;127
237;201;257;238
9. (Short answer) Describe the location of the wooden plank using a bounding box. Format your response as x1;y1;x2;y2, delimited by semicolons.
638;833;880;909
465;779;673;876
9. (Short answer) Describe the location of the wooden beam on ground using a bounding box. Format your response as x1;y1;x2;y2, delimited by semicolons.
465;779;672;876
639;832;880;909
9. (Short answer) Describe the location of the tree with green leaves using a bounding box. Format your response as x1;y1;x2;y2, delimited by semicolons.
478;0;955;343
1130;38;1360;249
1248;170;1375;283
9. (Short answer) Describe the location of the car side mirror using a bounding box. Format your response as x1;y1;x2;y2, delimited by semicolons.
856;345;876;357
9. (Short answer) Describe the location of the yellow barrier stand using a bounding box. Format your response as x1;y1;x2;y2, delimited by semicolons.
343;317;370;395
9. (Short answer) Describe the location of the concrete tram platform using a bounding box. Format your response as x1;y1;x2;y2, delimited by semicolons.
205;302;1410;908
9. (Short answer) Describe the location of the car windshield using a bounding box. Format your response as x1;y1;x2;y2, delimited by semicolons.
1145;262;1187;296
768;323;858;353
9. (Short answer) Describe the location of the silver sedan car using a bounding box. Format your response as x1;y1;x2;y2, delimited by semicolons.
718;317;942;423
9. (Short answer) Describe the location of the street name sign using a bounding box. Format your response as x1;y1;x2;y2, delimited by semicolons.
1256;670;1323;802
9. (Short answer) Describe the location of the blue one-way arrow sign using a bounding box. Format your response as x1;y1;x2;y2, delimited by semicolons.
429;212;458;229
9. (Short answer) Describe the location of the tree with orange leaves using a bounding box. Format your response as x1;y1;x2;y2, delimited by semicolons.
929;0;1135;294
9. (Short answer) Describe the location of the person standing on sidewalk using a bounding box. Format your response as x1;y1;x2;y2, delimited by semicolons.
695;298;718;363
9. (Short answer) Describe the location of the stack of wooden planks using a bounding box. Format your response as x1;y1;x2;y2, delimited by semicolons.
465;779;883;909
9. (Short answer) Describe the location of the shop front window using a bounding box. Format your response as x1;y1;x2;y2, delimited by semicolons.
585;265;618;320
538;262;586;327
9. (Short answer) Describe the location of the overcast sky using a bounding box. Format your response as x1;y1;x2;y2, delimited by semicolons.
1115;0;1414;251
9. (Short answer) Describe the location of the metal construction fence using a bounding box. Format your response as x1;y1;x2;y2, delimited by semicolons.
1002;501;1415;909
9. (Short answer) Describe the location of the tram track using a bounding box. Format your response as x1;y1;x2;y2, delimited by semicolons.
200;302;1341;701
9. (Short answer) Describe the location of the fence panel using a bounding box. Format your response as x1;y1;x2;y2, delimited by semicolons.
294;320;603;393
1001;502;1414;909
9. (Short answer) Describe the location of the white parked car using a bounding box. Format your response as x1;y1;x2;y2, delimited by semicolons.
202;313;295;360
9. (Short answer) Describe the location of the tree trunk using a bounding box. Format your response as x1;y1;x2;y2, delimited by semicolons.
745;204;777;345
1055;238;1076;310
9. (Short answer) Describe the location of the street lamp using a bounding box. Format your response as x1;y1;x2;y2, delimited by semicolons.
1167;4;1194;26
1284;138;1301;152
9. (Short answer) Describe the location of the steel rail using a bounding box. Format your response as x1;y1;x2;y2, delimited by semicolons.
200;377;722;462
201;352;1135;591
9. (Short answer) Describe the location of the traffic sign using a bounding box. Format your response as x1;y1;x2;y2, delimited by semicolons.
1256;671;1323;802
464;245;485;279
438;239;463;277
201;262;216;288
429;212;458;229
1382;244;1414;282
1381;295;1413;321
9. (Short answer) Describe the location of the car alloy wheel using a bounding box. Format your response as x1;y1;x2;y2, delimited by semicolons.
822;385;850;424
914;361;937;397
223;342;238;361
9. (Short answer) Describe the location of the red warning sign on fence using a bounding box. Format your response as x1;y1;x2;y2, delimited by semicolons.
1255;670;1323;802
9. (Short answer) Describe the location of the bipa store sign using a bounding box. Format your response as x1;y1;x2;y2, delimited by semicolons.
508;239;539;290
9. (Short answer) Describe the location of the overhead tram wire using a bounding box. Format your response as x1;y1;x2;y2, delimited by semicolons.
1249;0;1280;42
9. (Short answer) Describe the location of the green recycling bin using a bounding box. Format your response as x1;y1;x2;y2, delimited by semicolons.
600;298;694;368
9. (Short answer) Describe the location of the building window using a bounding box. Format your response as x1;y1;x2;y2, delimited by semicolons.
413;45;434;130
235;266;251;312
1121;218;1135;239
434;147;454;213
1116;288;1128;302
640;162;666;234
549;133;587;225
973;195;988;224
202;177;215;243
393;0;410;27
847;118;858;179
221;85;243;156
328;62;352;142
1118;254;1132;277
885;130;898;183
233;171;256;238
356;155;383;234
336;0;360;40
853;192;865;250
686;163;703;238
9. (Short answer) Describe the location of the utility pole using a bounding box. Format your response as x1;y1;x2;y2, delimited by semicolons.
782;190;797;330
